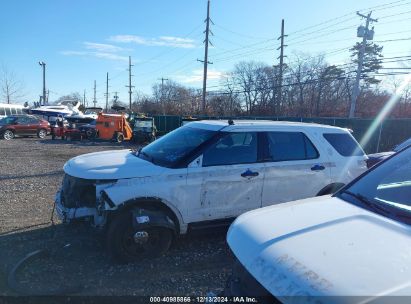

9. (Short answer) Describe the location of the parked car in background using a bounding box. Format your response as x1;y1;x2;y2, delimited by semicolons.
78;120;96;139
55;120;367;262
225;145;411;301
0;114;50;140
132;116;156;144
366;137;411;168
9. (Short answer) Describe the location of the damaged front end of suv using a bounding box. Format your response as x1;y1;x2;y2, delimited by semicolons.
55;173;117;227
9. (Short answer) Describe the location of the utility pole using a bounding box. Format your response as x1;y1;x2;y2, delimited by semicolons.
105;72;109;112
158;77;169;115
93;80;97;107
38;61;46;106
125;56;135;111
277;19;287;108
349;11;377;118
197;0;213;114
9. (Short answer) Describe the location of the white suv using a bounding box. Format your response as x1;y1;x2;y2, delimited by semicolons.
55;120;367;262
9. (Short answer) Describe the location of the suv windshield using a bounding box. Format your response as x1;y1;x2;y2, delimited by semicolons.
137;126;216;167
340;147;411;223
134;120;153;129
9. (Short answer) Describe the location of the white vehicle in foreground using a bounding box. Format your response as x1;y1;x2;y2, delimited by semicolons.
225;145;411;302
55;120;367;262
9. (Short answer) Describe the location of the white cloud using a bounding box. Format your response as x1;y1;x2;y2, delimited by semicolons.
61;50;128;62
176;69;226;84
83;42;125;53
60;50;88;56
93;52;128;62
109;35;196;48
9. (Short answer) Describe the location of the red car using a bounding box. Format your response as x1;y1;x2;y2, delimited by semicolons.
0;114;51;140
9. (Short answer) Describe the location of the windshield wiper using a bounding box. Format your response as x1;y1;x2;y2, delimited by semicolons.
343;190;411;219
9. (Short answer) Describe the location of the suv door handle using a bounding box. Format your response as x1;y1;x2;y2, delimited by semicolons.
311;164;325;171
241;169;259;178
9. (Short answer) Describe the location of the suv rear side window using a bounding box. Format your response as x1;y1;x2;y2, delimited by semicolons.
267;132;319;162
323;133;364;156
203;132;258;166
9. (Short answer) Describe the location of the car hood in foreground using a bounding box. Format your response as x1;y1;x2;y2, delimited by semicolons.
64;149;165;179
227;195;411;300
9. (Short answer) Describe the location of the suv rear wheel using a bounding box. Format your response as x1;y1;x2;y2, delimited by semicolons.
107;211;173;263
37;128;47;139
3;130;14;140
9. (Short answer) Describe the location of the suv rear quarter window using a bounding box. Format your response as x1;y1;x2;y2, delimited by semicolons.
323;133;364;157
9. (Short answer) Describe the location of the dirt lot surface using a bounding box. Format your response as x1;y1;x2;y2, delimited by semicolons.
0;138;233;297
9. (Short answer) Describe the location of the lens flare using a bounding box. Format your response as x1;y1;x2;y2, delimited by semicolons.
360;74;411;150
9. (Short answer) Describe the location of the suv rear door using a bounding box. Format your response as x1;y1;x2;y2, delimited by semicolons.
261;131;331;207
186;132;265;222
26;116;41;135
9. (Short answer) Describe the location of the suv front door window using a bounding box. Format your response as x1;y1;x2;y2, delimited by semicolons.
202;132;258;166
187;132;264;222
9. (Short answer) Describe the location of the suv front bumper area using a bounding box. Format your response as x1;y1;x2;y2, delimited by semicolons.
55;190;99;224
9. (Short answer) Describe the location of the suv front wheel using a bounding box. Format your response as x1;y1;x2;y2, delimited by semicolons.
107;211;173;263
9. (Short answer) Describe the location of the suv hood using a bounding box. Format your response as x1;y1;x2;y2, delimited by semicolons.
64;149;165;179
228;196;411;299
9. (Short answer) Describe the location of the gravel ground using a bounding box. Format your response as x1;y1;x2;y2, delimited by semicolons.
0;137;233;297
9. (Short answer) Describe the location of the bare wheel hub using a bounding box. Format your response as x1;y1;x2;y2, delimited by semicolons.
133;231;149;244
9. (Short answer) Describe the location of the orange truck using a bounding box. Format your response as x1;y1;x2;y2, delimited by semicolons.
95;113;133;143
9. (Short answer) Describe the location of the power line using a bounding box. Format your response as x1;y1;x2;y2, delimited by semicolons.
137;23;204;66
286;0;408;37
213;23;272;40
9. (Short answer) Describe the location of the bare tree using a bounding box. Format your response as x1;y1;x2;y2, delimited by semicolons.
0;65;26;104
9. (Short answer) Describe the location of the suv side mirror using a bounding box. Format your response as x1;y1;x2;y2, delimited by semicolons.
188;155;202;168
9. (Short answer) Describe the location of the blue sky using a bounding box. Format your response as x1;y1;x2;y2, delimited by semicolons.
1;0;410;107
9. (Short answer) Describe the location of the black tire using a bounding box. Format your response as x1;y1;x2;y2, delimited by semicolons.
3;130;14;140
61;135;65;140
51;134;55;140
116;132;124;143
37;128;47;139
106;211;173;263
86;129;94;139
